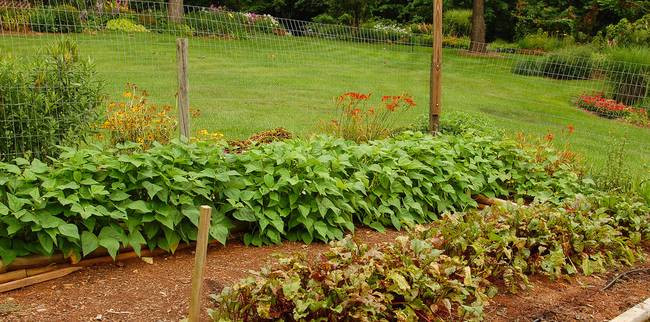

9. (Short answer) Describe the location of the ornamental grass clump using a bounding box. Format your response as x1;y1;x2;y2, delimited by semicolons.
325;92;416;142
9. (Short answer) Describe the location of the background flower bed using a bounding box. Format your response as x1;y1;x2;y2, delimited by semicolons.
0;131;589;265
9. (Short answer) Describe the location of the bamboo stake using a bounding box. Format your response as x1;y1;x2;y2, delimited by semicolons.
0;267;82;293
188;205;212;322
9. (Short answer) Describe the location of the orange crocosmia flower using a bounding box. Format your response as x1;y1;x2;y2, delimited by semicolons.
386;102;398;111
567;124;575;134
367;107;375;115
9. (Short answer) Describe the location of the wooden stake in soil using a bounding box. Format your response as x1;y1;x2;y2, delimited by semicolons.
429;0;443;134
188;205;212;322
176;38;190;140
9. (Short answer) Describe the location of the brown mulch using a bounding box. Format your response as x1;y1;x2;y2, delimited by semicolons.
1;230;649;322
226;128;293;153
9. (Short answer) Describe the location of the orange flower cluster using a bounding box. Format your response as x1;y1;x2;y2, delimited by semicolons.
382;95;417;111
327;91;417;142
100;84;178;149
338;92;371;102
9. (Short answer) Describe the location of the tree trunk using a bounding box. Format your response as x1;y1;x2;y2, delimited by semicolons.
168;0;183;23
469;0;486;52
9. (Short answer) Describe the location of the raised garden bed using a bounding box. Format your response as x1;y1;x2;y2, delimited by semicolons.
0;228;648;321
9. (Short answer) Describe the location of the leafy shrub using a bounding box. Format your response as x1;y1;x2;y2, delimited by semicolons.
29;5;82;33
410;111;503;137
99;84;177;149
604;14;650;47
324;92;416;142
311;13;336;25
512;57;542;77
0;39;103;160
605;47;650;106
209;194;649;320
164;22;194;36
517;31;573;52
185;10;245;37
0;8;30;32
105;18;149;32
0;131;590;263
537;46;594;80
443;9;471;37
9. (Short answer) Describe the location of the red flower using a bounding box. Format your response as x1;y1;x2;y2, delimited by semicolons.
567;124;575;134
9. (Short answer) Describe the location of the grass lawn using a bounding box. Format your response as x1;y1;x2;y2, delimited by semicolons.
0;31;648;177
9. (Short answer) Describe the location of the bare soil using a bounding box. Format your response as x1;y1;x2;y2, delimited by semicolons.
1;229;649;322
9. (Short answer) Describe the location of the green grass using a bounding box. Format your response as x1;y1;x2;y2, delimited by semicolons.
0;31;648;177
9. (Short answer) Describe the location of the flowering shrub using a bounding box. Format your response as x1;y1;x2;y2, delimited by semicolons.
325;92;416;142
100;84;177;149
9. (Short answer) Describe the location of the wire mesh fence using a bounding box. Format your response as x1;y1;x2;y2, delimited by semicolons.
0;1;648;174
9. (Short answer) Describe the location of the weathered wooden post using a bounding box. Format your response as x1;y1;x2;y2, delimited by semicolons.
176;38;190;140
429;0;443;134
187;205;212;322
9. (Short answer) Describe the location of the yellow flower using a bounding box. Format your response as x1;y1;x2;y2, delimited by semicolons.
123;92;133;98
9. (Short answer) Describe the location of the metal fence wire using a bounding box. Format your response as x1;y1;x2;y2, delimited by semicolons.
0;1;648;173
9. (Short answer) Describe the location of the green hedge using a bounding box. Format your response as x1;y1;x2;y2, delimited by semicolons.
0;132;590;264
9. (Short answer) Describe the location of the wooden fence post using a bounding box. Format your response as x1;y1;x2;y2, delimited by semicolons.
187;205;212;322
176;38;190;140
429;0;443;134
